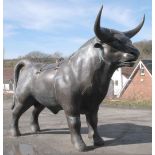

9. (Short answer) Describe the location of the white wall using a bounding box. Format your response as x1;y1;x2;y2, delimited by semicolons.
3;84;10;91
3;83;14;92
112;68;128;96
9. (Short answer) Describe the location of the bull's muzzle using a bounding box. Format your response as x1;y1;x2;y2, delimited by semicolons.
126;45;140;61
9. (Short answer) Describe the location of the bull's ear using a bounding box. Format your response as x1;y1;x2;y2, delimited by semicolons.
94;38;102;48
94;42;102;48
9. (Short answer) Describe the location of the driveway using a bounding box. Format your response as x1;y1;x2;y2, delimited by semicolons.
3;96;152;155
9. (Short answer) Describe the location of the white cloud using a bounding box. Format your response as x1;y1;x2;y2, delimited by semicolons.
4;0;97;31
4;0;151;59
104;5;135;27
4;0;149;40
4;0;140;31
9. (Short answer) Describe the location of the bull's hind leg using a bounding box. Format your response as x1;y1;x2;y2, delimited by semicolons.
11;101;32;137
30;103;45;133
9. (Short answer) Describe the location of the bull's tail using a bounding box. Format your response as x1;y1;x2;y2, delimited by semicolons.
11;59;31;110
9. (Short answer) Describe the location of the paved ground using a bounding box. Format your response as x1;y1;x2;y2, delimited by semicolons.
4;96;152;155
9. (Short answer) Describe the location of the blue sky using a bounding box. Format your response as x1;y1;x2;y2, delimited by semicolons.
4;0;152;59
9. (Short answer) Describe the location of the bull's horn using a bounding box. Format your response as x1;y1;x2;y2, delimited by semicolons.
124;15;145;38
94;5;112;42
94;5;104;41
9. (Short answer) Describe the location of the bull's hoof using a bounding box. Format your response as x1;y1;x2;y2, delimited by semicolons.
10;128;21;137
94;138;105;146
74;143;87;152
31;124;40;133
89;136;105;146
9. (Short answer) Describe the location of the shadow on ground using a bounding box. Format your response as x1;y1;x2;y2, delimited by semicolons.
21;123;152;147
98;123;152;146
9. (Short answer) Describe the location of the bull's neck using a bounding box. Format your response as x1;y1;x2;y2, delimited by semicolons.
95;61;116;88
68;37;117;91
69;41;104;83
67;37;118;98
92;62;116;99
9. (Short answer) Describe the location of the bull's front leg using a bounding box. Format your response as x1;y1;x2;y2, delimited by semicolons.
66;115;86;151
86;109;104;146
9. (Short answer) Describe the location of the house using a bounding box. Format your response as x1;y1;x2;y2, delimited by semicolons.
106;67;134;98
3;67;14;93
119;60;152;101
112;67;135;97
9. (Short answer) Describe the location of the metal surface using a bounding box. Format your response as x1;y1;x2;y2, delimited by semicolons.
11;6;145;151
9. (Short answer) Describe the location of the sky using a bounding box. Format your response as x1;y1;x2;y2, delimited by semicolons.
3;0;152;59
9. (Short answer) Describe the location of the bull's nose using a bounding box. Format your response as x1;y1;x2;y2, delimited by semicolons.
133;48;140;59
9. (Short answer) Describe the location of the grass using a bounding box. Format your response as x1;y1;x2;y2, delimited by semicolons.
102;99;152;109
3;94;152;109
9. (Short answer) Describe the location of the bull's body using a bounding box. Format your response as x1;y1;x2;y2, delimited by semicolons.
15;38;113;115
11;6;144;151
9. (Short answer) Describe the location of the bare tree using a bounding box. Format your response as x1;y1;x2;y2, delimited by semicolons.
133;40;152;60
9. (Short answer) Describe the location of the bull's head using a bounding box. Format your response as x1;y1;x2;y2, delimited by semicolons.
94;6;145;67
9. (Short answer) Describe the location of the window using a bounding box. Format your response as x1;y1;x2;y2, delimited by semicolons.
115;80;118;86
140;66;145;76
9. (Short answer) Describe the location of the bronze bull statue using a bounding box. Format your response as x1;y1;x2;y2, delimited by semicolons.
11;6;144;151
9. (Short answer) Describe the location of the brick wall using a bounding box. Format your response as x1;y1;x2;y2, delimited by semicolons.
121;69;152;100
